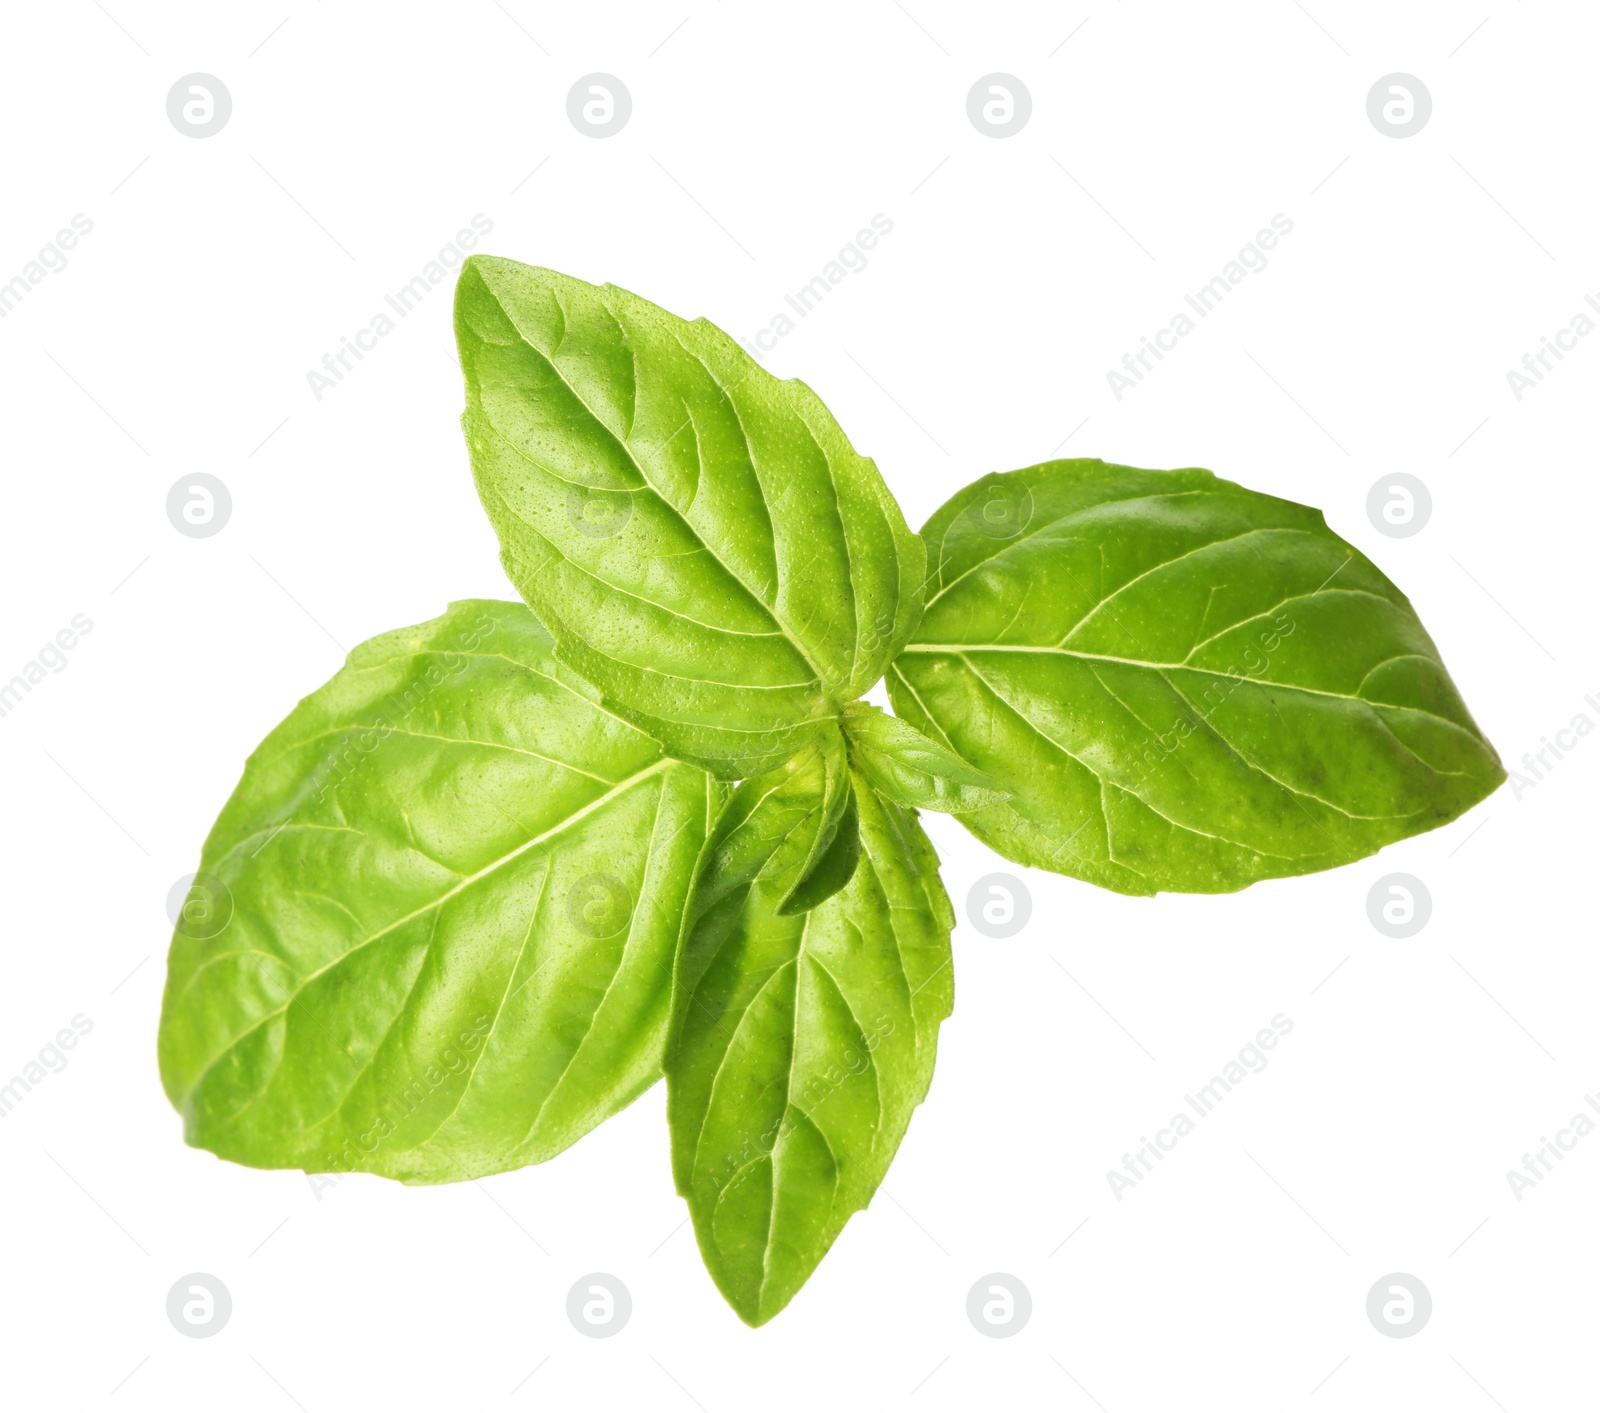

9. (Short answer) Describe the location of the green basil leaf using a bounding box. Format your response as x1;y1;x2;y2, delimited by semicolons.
779;780;860;916
667;771;954;1326
157;600;716;1183
841;699;1008;813
683;727;857;924
454;257;926;778
888;459;1505;895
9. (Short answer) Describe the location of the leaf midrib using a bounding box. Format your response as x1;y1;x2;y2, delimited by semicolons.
489;479;818;677
899;642;1478;737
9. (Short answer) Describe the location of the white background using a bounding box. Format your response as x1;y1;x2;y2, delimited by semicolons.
2;1;1596;1408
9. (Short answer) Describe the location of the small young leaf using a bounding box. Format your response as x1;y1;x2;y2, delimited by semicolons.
771;725;858;916
841;699;1008;813
779;782;860;916
158;601;715;1183
889;459;1504;895
454;257;926;778
687;726;858;924
667;772;954;1326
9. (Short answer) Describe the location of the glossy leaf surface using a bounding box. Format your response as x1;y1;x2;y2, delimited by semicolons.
667;768;954;1325
158;601;714;1182
889;460;1504;895
455;256;925;778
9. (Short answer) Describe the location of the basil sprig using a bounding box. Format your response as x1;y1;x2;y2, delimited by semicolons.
159;259;1502;1325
